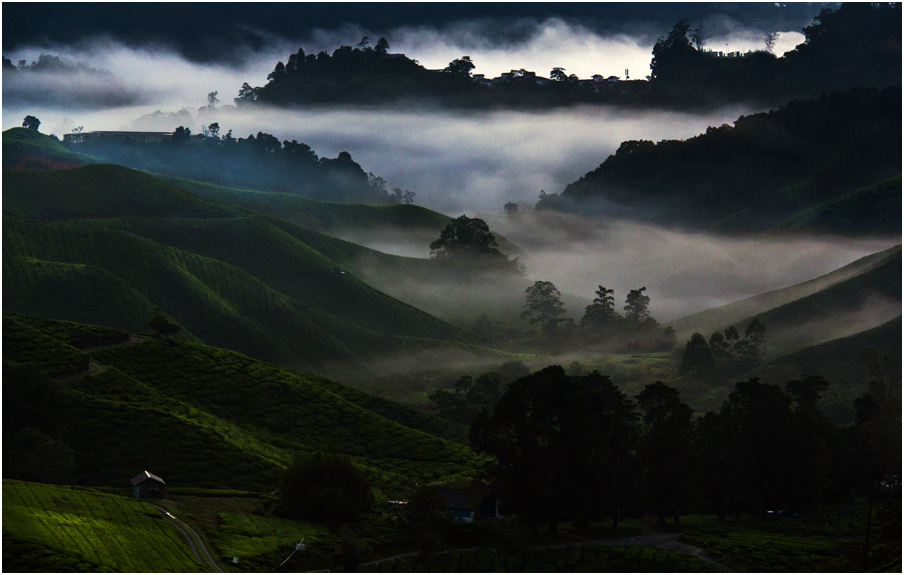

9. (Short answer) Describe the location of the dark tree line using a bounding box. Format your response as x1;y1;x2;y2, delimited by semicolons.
469;349;900;536
679;318;766;379
521;281;675;352
648;4;901;105
63;125;402;204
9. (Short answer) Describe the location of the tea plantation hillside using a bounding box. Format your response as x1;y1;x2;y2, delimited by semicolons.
2;127;99;170
3;213;515;377
3;480;208;572
159;174;521;256
765;176;902;236
3;164;232;221
4;313;478;493
668;245;901;341
734;249;901;356
738;316;902;423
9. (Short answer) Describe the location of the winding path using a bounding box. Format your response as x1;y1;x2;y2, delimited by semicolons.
152;504;224;573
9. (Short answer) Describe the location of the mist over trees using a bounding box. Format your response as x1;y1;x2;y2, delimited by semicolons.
429;215;522;273
62;125;397;204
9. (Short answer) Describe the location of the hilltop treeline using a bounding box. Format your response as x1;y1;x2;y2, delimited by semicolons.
239;3;900;110
649;3;901;105
63;127;399;204
539;85;902;230
470;359;900;534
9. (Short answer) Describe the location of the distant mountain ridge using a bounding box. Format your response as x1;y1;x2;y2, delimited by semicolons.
540;86;902;234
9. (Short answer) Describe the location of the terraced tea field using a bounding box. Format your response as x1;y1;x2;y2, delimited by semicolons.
2;480;208;572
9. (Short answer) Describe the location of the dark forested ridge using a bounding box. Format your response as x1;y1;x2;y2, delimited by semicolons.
539;86;902;232
235;3;899;110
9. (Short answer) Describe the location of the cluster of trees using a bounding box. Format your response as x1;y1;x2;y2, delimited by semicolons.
238;39;641;109
521;282;675;352
539;85;902;230
679;318;766;379
235;4;898;110
427;361;530;424
649;4;901;105
279;451;373;523
429;215;523;274
64;124;402;204
470;351;900;535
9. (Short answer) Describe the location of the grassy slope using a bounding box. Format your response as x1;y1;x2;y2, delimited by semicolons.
159;173;522;255
3;164;231;221
765;176;902;236
3;162;515;376
737;316;901;423
2;127;99;170
4;313;478;492
737;250;901;356
709;176;902;236
668;245;901;340
3;480;208;572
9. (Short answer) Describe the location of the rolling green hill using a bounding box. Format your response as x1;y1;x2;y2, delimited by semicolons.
3;480;208;572
736;316;902;423
669;245;901;342
4;312;478;493
734;251;900;356
4;216;511;380
160;173;522;256
3;164;231;221
765;177;902;236
2;127;99;170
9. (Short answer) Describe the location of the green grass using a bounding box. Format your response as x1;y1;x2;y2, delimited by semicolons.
3;163;231;221
2;127;100;170
668;244;900;339
4;216;511;379
6;313;479;493
735;316;902;423
680;514;864;572
2;479;208;572
360;543;709;572
766;176;902;236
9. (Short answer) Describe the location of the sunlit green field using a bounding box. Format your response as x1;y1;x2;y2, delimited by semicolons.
2;479;208;572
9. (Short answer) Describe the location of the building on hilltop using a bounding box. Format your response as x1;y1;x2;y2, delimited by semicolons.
64;131;175;145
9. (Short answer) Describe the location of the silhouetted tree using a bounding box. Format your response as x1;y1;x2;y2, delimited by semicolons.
206;90;219;108
279;452;372;523
636;382;697;525
470;367;640;535
624;286;652;323
374;37;390;54
744;318;766;358
503;201;519;218
445;56;476;77
521;281;566;336
170;126;191;146
580;285;619;329
429;215;516;271
22;115;40;130
679;332;713;376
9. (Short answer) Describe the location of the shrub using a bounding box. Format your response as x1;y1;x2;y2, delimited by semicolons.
279;452;372;523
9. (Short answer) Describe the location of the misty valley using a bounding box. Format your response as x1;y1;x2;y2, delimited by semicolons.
2;3;901;573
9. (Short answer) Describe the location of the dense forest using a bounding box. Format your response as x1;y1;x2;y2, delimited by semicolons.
537;85;902;230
